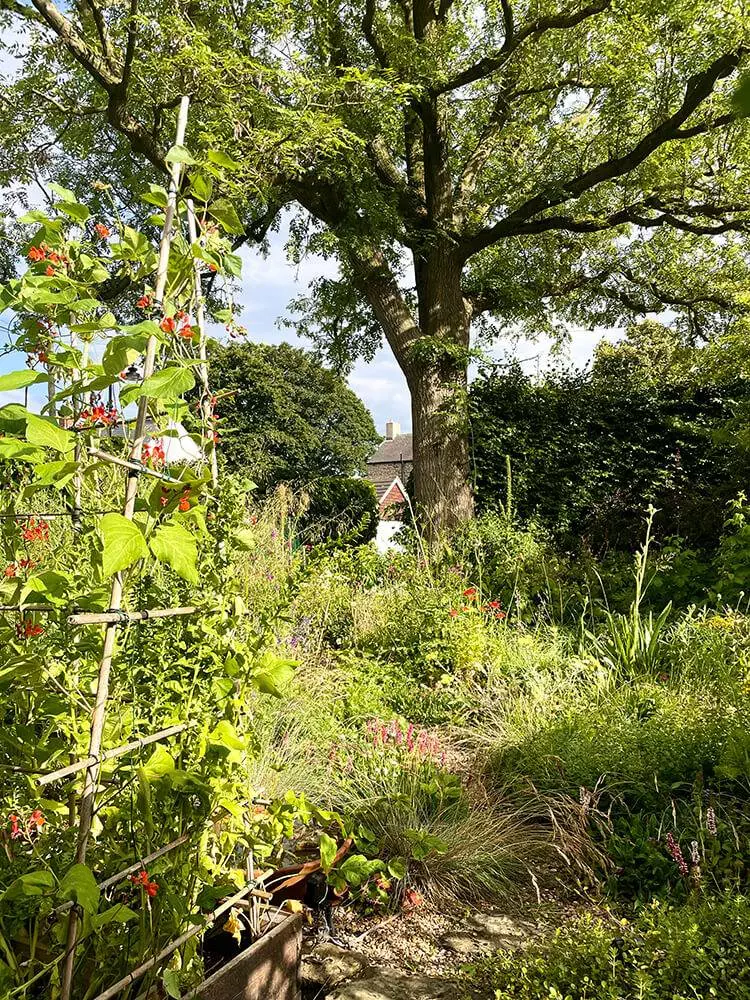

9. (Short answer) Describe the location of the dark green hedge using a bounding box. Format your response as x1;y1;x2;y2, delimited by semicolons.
470;362;750;551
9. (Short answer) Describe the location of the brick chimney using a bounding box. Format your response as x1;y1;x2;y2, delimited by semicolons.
385;419;400;440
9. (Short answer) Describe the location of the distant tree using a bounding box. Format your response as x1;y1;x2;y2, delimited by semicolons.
206;341;380;490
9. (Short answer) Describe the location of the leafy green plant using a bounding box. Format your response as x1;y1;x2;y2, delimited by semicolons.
300;476;379;547
461;895;750;1000
587;508;672;676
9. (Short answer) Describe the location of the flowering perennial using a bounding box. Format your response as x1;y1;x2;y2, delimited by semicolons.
142;441;166;467
366;718;445;764
21;518;50;543
665;832;689;876
16;618;44;640
130;870;159;897
7;809;46;840
76;404;118;428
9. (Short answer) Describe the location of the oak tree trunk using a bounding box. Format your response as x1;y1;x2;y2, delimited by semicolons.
409;359;473;536
405;246;474;536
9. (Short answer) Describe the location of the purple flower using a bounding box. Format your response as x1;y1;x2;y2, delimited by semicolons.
666;833;689;876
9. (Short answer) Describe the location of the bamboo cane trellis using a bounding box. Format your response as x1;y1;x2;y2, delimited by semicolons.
0;96;268;1000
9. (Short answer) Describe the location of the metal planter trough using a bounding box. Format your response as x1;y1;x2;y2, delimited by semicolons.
195;911;303;1000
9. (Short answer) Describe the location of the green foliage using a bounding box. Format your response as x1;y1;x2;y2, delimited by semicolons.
202;341;380;490
462;895;750;1000
301;476;379;547
482;662;748;811
470;340;750;553
606;792;749;903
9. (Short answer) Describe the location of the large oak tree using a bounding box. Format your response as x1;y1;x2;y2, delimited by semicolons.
2;0;750;533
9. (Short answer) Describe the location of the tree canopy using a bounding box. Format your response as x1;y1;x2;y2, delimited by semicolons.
205;339;379;489
1;0;750;532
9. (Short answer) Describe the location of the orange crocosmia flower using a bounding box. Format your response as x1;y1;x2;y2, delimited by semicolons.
178;497;190;512
463;587;477;599
160;316;176;334
94;223;110;238
45;265;55;276
29;809;46;830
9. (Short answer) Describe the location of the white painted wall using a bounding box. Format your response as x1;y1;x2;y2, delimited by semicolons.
375;520;403;553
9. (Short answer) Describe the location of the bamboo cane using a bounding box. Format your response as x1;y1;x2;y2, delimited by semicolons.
86;447;184;484
186;198;219;489
38;723;189;787
60;99;191;998
67;606;198;626
0;511;119;518
72;341;90;532
0;604;58;612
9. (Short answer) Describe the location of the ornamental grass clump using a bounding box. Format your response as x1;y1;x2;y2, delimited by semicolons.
319;717;592;904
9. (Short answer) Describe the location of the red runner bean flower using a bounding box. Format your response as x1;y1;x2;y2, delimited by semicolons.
16;619;44;640
130;870;159;896
22;518;50;543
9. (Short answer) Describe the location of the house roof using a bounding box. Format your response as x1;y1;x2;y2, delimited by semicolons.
368;433;413;466
376;477;408;507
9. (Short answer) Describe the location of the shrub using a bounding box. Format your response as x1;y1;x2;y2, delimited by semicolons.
462;895;750;1000
300;476;379;546
470;353;750;553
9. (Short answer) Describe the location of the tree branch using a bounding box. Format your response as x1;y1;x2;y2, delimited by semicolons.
437;0;612;93
464;47;746;255
466;268;610;317
362;0;389;68
365;135;429;233
612;267;742;314
81;0;118;74
500;0;514;42
347;246;421;366
455;72;584;218
121;0;138;91
505;203;750;237
30;0;119;90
